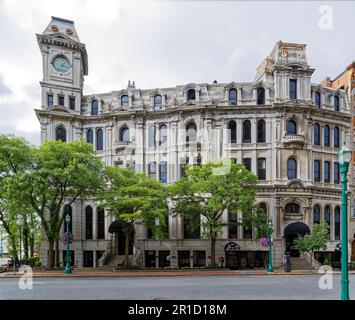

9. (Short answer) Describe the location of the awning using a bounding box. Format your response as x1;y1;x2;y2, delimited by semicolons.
108;219;124;233
284;222;310;236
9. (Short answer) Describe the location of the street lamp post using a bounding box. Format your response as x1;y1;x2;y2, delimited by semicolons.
267;221;273;273
336;143;352;300
0;221;3;258
17;215;23;262
64;214;72;275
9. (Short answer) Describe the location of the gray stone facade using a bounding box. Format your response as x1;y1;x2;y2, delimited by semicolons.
36;17;354;269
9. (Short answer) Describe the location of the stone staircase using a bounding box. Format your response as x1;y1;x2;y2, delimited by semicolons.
291;257;311;270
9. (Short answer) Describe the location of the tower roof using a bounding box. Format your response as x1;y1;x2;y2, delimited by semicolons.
42;16;80;42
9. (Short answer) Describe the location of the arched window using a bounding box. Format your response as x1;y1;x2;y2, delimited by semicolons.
287;120;297;135
120;127;130;142
324;206;331;238
315;92;321;107
287;158;297;180
63;204;72;234
154;95;162;109
324;125;330;146
149;125;156;148
285;203;300;214
228;120;237;144
242;120;251;143
259;203;267;215
313;205;320;224
159;124;167;147
334;95;339;111
91;99;98;116
121;95;129;108
56;127;66;142
313;123;320;145
187;89;196;101
85;206;93;240
86;129;93;144
257;119;266;143
257;87;265;105
97;208;105;239
229;89;237;105
96;129;103;151
186;122;197;143
334;206;340;240
334;126;340;148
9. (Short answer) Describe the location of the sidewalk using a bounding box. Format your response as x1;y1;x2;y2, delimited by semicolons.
0;267;338;278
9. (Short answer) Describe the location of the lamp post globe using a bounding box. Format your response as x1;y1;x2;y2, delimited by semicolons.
267;221;273;273
336;143;352;300
64;214;72;274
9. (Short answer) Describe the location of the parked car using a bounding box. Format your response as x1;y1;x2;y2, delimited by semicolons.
0;257;10;272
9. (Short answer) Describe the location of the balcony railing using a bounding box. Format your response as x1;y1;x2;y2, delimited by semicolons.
283;134;306;146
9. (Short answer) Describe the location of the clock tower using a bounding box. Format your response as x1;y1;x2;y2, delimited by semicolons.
36;16;88;143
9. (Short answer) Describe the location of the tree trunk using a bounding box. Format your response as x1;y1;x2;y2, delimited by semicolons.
48;240;54;269
9;234;18;260
23;221;29;263
124;232;130;269
55;239;60;268
210;238;216;267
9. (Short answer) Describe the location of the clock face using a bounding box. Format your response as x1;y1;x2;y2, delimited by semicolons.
53;56;70;73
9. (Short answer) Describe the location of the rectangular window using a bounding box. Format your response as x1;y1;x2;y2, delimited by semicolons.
69;97;75;110
149;162;156;180
314;160;321;182
127;161;135;171
47;94;53;106
289;79;297;100
324;161;330;183
58;95;65;106
243;158;252;171
97;209;105;240
159;161;167;183
228;212;238;239
334;162;340;184
257;158;266;180
243;226;252;239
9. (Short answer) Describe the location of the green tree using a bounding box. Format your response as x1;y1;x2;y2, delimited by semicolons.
14;140;104;268
98;167;167;269
0;135;35;260
293;222;329;272
168;160;260;266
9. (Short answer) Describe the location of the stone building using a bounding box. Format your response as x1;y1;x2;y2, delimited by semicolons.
324;61;355;261
36;16;354;269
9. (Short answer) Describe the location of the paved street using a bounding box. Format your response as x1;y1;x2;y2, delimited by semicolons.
0;274;353;300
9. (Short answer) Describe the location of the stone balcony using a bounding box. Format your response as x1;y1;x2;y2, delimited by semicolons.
283;134;306;147
113;140;134;154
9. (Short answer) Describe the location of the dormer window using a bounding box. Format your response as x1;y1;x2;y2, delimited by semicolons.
154;95;162;109
289;79;297;100
257;87;265;105
121;95;129;108
91;99;98;116
187;89;196;101
315;92;321;107
334;95;339;111
229;89;237;105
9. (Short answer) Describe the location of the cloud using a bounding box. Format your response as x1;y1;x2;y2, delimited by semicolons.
0;73;12;97
1;0;355;147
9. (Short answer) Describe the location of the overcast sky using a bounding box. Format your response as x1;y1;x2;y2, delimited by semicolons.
0;0;354;146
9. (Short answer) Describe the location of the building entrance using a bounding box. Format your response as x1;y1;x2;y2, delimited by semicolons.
284;222;310;257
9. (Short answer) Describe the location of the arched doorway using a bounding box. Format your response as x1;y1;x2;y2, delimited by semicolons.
284;222;310;257
108;219;134;255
